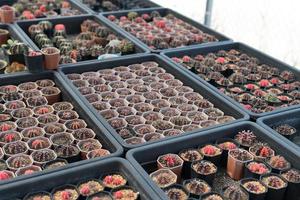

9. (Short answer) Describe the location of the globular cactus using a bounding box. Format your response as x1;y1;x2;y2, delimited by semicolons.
95;26;110;38
90;45;104;58
55;145;79;157
38;21;53;32
59;55;74;64
76;32;93;41
32;149;56;163
9;42;29;55
4;141;28;155
53;30;67;38
118;40;134;54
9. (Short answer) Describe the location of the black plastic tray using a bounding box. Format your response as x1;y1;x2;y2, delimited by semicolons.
15;14;149;67
0;157;161;200
126;121;300;199
0;24;33;77
0;71;123;185
0;0;90;21
76;0;161;14
100;8;232;53
58;54;249;150
161;42;300;120
257;108;300;155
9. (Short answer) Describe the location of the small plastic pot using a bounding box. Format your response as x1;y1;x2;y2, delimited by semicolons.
23;191;51;200
41;47;60;70
260;173;287;200
0;6;15;23
157;153;183;178
24;52;44;73
280;169;300;200
77;139;102;159
87;191;113;200
150;168;177;189
6;153;33;171
42;158;68;170
77;179;105;198
227;148;254;180
199;144;223;166
15;165;42;177
179;148;203;179
54;145;80;163
216;138;239;167
41;87;61;104
200;192;224;200
111;185;140;200
164;184;190;200
244;161;271;179
191;160;217;185
183;178;211;198
240;178;268;200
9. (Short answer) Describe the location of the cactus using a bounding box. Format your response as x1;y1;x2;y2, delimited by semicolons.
76;32;93;41
4;141;27;155
118;40;134;54
34;33;48;44
127;12;138;20
90;45;104;57
55;145;79;157
95;26;110;38
59;55;73;64
2;40;29;55
38;21;53;31
53;30;66;38
38;38;53;48
105;39;121;54
32;149;56;163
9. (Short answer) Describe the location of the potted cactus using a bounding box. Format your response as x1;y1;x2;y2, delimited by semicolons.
0;29;9;45
2;39;29;64
0;5;15;23
41;47;60;70
24;50;44;73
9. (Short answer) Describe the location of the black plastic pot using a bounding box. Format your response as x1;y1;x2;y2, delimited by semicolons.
0;158;160;200
162;42;300;120
240;178;267;200
260;173;287;200
0;71;123;185
101;8;232;53
8;53;25;64
126;122;300;199
216;138;240;168
80;0;161;14
15;15;149;67
280;169;300;200
58;54;249;150
24;54;44;73
244;160;271;179
257;108;300;157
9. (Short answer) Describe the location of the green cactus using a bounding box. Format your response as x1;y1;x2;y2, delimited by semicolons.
53;30;67;38
9;42;29;55
96;26;110;38
38;38;53;48
38;21;53;31
265;94;281;103
76;32;93;41
34;33;48;44
118;40;135;54
127;12;138;20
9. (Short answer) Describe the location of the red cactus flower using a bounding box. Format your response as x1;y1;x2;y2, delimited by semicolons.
39;5;47;12
0;171;10;180
163;155;175;166
259;147;271;157
155;20;166;29
245;84;256;90
172;57;181;63
142;14;150;20
24;169;35;175
80;185;90;195
114;191;123;199
4;133;15;143
120;16;127;22
61;191;71;200
104;176;113;184
270;78;279;85
108;15;116;21
0;124;12;132
216;57;225;64
182;56;191;63
243;104;252;110
202;145;216;155
135;17;143;23
259;79;270;87
55;24;65;31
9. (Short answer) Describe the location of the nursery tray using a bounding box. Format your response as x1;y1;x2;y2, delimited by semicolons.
257;108;300;155
78;0;161;14
101;8;232;53
0;157;161;200
126;121;300;199
15;15;149;66
0;71;123;185
162;42;300;120
0;0;89;21
0;24;32;76
58;54;249;150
